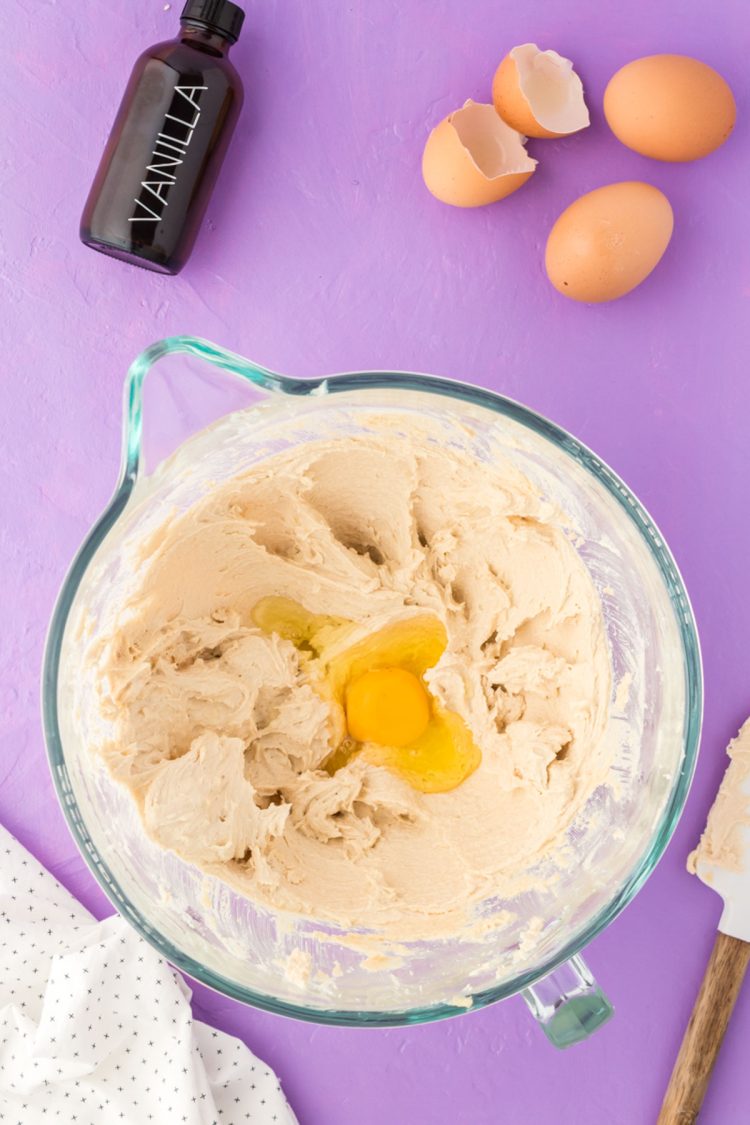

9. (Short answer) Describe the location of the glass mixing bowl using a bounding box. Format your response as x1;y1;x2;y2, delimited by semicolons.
43;336;702;1046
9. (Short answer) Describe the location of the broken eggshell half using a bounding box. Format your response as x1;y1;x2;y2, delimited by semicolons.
493;44;590;139
422;99;537;207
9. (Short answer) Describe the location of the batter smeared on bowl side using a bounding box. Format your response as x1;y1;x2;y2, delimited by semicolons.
93;432;611;938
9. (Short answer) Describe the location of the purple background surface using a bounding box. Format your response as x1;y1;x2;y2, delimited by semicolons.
2;1;749;1122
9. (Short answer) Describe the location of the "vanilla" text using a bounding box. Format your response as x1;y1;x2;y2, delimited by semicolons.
129;85;208;223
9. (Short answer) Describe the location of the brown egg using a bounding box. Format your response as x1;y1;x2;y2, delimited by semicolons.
545;182;674;303
604;54;736;162
422;100;536;207
493;44;590;139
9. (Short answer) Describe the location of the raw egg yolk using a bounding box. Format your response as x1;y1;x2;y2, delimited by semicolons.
345;667;431;747
252;597;482;793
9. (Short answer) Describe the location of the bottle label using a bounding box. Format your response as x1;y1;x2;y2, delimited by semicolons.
128;85;208;224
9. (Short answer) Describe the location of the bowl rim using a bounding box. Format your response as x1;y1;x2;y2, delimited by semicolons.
42;334;703;1027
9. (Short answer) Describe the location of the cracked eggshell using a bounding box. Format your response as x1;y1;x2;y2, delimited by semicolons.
545;181;674;303
493;44;590;139
422;100;537;207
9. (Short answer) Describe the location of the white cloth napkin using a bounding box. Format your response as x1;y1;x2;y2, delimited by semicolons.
0;824;297;1125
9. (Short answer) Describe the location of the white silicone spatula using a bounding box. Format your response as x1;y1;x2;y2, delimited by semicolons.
658;719;750;1125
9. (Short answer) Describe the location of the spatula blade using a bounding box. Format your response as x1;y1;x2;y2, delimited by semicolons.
689;719;750;943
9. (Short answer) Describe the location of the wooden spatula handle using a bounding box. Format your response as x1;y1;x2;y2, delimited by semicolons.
658;931;750;1125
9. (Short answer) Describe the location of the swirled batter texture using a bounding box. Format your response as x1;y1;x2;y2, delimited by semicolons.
94;433;611;938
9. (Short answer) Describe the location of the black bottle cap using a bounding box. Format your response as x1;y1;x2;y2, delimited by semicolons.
180;0;245;44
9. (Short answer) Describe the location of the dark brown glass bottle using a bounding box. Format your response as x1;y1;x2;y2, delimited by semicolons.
80;1;245;275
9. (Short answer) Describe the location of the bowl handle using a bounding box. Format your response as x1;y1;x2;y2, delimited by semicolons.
122;335;319;481
521;954;613;1048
